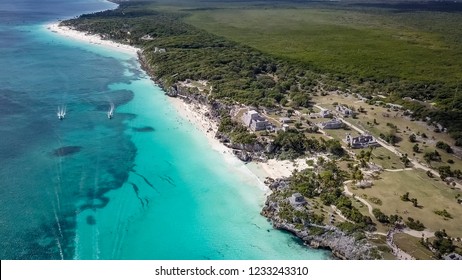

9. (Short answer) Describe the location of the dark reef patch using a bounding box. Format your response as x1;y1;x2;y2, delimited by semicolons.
132;126;155;132
52;146;82;157
86;215;96;225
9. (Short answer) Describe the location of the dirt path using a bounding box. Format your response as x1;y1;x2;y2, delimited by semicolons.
402;228;435;238
343;181;375;217
384;168;413;172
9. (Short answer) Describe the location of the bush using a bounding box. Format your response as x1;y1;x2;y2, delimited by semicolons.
405;217;425;231
434;209;453;219
400;192;410;201
436;141;453;153
372;208;389;224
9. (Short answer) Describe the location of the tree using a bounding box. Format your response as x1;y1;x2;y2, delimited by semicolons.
400;154;411;167
405;217;425;231
372;208;389;224
433;230;455;256
423;150;441;165
409;134;417;143
326;139;345;157
436;141;453;153
412;143;420;153
437;165;453;180
410;198;419;207
389;214;401;224
401;192;410;201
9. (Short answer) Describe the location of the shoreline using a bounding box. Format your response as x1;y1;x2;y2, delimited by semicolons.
46;22;140;56
167;96;316;191
46;22;316;187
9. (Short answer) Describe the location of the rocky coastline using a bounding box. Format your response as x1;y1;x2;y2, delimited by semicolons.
261;179;379;260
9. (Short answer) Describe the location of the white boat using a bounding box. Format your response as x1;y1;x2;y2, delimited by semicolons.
57;106;66;120
107;103;114;119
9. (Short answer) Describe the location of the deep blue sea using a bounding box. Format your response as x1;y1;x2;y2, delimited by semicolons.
0;0;328;259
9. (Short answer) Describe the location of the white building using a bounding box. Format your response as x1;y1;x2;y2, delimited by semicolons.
336;105;355;117
318;119;344;129
345;133;380;149
279;117;292;124
242;110;269;131
289;193;306;207
319;109;332;118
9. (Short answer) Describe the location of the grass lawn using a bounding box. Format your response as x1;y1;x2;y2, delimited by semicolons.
394;233;434;260
351;169;462;237
369;147;404;170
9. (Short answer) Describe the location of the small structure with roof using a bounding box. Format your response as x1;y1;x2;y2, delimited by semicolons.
289;193;306;207
356;180;373;189
319;109;332;118
242;110;269;131
279;117;292;124
386;103;403;111
345;133;380;149
336;105;355;117
153;47;166;53
318;118;344;129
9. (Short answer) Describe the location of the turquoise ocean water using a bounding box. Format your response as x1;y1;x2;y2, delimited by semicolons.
0;0;328;259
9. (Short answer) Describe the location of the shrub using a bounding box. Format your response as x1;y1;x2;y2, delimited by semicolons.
372;208;389;224
405;217;425;231
436;141;453;153
434;209;453;219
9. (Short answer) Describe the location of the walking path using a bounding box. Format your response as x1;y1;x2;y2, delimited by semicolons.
343;181;374;217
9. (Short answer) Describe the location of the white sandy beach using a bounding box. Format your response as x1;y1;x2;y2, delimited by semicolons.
47;22;139;56
168;97;316;184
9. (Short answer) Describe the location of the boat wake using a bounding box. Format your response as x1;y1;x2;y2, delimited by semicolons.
57;105;66;120
107;102;114;119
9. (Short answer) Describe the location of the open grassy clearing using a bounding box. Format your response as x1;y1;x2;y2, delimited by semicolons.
350;170;462;237
393;233;433;260
393;233;434;260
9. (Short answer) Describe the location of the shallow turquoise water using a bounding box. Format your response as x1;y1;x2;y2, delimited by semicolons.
0;0;328;260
